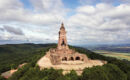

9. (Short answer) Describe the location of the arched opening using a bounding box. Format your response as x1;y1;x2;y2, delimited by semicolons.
62;57;67;61
61;39;66;46
75;56;80;60
69;57;74;61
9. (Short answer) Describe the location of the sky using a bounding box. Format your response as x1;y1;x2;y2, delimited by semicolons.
0;0;130;45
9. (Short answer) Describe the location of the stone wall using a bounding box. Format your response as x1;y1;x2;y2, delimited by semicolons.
48;48;89;65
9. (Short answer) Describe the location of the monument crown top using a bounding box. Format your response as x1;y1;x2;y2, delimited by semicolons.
60;22;65;30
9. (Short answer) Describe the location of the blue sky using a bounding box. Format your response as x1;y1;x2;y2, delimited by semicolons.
20;0;80;9
20;0;123;9
20;0;33;9
0;0;130;45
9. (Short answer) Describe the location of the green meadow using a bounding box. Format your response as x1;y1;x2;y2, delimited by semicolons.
94;50;130;61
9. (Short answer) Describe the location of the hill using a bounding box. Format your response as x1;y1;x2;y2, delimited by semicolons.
0;43;56;74
0;44;130;80
81;44;130;61
83;44;130;53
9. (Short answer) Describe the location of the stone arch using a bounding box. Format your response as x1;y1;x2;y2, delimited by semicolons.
69;57;74;61
75;56;80;60
61;39;66;46
62;57;67;61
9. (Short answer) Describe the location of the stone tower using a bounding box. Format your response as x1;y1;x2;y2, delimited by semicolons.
37;23;107;75
57;23;69;50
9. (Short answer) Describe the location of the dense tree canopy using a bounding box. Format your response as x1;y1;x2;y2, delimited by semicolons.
0;44;130;80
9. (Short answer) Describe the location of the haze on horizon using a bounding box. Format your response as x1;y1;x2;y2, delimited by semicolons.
0;0;130;45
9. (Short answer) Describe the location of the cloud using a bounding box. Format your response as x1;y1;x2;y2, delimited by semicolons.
3;25;24;35
30;0;64;13
0;0;23;9
66;3;130;44
0;0;130;45
79;0;130;5
0;0;67;44
0;0;65;25
77;6;96;14
0;28;4;31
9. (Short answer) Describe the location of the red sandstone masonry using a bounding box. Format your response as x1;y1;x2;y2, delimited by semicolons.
37;23;107;75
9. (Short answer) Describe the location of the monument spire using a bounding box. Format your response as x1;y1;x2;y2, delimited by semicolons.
61;22;64;27
60;22;65;30
57;23;69;50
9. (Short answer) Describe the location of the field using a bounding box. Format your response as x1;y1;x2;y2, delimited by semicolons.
94;50;130;61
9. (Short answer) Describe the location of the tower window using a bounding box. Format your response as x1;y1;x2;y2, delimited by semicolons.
61;40;66;46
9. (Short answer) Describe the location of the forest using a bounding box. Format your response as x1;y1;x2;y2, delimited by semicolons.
0;43;130;80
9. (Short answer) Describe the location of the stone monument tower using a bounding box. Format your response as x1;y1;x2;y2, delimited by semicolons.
37;23;107;75
57;23;69;50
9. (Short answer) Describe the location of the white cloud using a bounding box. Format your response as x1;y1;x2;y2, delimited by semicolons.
0;0;23;9
0;0;65;25
79;0;130;5
0;0;67;44
0;0;130;45
66;3;130;44
30;0;64;13
77;6;95;14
